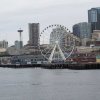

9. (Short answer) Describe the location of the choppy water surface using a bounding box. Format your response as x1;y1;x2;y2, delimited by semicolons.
0;68;100;100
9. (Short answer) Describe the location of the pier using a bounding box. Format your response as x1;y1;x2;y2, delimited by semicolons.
0;63;100;70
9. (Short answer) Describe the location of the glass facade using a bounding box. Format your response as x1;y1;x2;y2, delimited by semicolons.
73;22;91;39
88;9;97;23
88;8;100;32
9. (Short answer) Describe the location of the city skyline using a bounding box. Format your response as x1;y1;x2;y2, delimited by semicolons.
0;0;99;46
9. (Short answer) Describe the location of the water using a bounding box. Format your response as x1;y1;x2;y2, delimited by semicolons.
0;68;100;100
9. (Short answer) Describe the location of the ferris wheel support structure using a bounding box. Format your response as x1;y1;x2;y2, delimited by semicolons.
48;41;66;63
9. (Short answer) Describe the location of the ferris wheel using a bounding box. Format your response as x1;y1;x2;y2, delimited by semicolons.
39;24;75;63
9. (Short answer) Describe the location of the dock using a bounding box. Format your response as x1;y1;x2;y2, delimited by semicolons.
0;63;100;70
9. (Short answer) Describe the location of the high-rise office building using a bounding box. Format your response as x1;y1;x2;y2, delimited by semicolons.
73;22;91;39
88;7;100;32
28;23;39;47
0;40;8;48
73;24;80;37
73;22;91;46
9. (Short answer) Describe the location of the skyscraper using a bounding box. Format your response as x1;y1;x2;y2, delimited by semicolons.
0;40;8;48
73;22;91;39
88;7;100;32
73;24;80;37
28;23;39;47
73;22;91;46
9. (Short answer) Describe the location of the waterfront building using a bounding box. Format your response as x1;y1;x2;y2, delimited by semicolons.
0;40;8;48
28;23;39;47
96;55;100;63
72;52;96;63
10;54;46;64
88;7;100;32
0;54;46;64
73;22;91;46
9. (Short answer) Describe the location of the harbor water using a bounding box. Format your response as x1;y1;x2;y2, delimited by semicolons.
0;68;100;100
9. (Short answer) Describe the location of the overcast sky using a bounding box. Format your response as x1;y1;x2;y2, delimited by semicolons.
0;0;100;46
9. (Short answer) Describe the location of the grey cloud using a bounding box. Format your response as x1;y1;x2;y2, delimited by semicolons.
0;0;99;45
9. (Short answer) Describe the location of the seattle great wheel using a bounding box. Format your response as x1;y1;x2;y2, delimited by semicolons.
39;24;75;63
